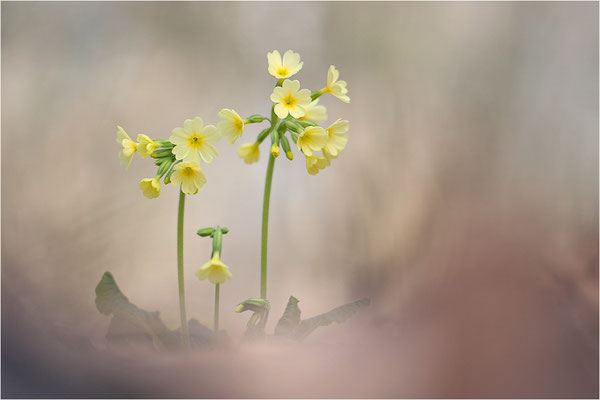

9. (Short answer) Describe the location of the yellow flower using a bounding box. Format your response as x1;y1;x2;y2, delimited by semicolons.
196;256;233;284
238;143;260;164
139;177;161;199
298;99;328;123
217;109;245;144
305;154;329;176
270;79;311;119
267;50;303;79
323;119;349;158
116;126;137;169
325;65;350;103
169;117;220;164
170;161;207;195
296;126;327;156
270;144;280;158
136;134;158;158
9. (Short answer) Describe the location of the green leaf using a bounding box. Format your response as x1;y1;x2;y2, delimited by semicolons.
292;297;371;341
95;271;180;351
274;296;301;336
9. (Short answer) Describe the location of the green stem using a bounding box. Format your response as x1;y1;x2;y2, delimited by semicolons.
214;283;220;337
177;190;189;346
260;154;276;299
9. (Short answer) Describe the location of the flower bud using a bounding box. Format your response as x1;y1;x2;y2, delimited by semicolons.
286;151;294;160
270;144;280;158
246;115;266;123
197;228;215;237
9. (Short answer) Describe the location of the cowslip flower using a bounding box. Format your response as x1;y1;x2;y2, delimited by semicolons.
217;109;245;144
139;177;161;199
267;50;303;79
238;143;260;164
305;154;329;176
116;126;137;169
170;161;207;195
298;99;328;123
196;255;233;284
270;79;311;119
323;119;349;158
296;126;327;156
270;144;280;158
169;117;220;164
325;65;350;103
137;134;158;158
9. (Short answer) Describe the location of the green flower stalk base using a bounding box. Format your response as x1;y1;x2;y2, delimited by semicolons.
260;154;276;299
177;190;189;346
214;283;220;337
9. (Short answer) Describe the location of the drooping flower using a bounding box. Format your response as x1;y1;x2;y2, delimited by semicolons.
298;99;328;123
170;161;207;195
325;65;350;103
323;119;349;158
305;154;329;176
296;126;328;156
217;109;245;144
267;50;303;79
196;255;233;284
139;177;161;199
116;126;137;169
169;117;220;164
270;79;311;119
238;143;260;164
136;134;158;158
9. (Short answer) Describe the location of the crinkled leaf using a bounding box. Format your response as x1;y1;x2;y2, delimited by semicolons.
292;297;371;341
95;271;180;351
274;296;301;336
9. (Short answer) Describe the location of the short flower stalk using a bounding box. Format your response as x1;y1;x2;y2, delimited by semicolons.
197;226;232;341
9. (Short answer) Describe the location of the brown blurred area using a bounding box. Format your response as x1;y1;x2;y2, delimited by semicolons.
1;1;598;398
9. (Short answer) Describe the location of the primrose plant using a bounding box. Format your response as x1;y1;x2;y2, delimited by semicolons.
116;117;222;346
219;50;351;333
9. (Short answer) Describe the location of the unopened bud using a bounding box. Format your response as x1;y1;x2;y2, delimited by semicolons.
270;144;280;158
286;151;294;160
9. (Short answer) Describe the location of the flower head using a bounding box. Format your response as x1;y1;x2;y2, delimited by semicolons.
169;117;220;164
139;177;161;199
116;126;137;169
170;161;207;195
270;80;311;119
298;99;328;123
217;109;245;144
296;126;327;156
238;143;260;164
267;50;303;79
136;134;158;158
325;65;350;103
305;154;329;176
323;119;349;158
197;255;233;284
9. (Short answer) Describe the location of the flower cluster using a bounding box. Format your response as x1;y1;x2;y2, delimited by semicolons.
116;117;221;198
226;49;350;175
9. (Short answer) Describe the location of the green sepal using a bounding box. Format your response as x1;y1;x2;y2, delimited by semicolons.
290;132;299;144
280;135;292;155
270;127;280;146
284;120;302;133
246;115;267;123
257;128;271;144
297;120;318;128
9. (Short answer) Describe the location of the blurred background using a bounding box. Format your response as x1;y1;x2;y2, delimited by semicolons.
2;1;598;398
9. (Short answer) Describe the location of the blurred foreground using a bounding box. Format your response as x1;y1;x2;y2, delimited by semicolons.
2;2;598;398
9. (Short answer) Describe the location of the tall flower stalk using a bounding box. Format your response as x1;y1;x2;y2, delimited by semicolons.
116;117;221;346
219;50;351;331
